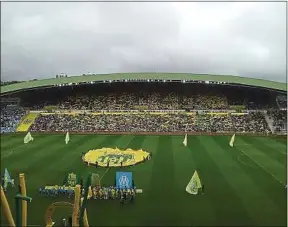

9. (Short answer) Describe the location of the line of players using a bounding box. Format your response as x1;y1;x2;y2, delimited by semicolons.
38;185;137;202
39;186;75;198
90;186;136;202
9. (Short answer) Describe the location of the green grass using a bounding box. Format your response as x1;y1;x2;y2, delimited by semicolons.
1;134;287;226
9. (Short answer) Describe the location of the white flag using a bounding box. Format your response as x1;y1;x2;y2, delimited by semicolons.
229;134;235;147
186;170;202;195
24;132;33;144
183;134;188;147
65;132;70;144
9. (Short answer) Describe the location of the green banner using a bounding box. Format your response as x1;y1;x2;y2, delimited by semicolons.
63;172;80;187
229;105;245;110
44;106;57;111
91;173;101;187
134;105;148;110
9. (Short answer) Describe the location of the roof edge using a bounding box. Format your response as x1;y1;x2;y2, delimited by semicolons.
1;73;286;94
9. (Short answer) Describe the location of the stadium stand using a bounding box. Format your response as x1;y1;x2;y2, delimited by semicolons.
1;77;286;134
267;110;287;133
29;112;271;133
231;112;270;133
0;105;26;133
16;112;39;132
276;95;287;109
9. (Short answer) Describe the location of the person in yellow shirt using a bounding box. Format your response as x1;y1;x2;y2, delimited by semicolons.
93;187;97;199
87;186;92;199
99;187;103;199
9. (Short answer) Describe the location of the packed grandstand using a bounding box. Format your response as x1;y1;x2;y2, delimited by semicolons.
1;74;287;135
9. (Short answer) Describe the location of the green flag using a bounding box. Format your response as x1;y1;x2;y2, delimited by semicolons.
24;132;33;144
186;170;202;195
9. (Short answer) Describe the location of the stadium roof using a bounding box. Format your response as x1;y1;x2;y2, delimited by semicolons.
0;73;286;94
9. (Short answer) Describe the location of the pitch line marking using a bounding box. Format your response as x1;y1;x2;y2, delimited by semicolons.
122;135;135;149
237;143;287;156
99;135;135;182
1;144;26;159
237;154;256;168
276;150;287;156
1;150;14;159
98;135;135;182
100;168;110;181
238;148;285;186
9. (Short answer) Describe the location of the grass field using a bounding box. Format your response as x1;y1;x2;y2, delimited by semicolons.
1;134;287;226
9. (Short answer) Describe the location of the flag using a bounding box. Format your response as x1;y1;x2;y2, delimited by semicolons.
4;168;14;189
24;132;33;144
87;186;93;199
65;132;70;144
186;170;202;195
183;134;187;147
229;134;235;147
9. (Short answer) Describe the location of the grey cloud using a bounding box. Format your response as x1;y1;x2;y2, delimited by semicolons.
1;2;286;82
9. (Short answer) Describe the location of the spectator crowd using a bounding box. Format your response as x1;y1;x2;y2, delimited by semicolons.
231;112;270;133
30;112;270;133
26;92;231;111
1;83;285;134
267;110;287;132
1;105;26;133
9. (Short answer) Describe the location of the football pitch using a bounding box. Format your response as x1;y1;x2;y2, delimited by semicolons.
1;134;287;226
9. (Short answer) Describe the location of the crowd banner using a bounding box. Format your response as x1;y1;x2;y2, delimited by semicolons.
30;110;46;113
229;105;246;110
230;112;248;115
43;106;57;111
194;110;236;113
134;105;148;110
247;110;266;113
30;109;270;116
36;110;260;115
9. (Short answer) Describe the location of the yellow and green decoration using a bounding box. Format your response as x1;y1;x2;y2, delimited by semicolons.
83;147;150;167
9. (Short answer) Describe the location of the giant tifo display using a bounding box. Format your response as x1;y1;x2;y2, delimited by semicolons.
0;74;287;227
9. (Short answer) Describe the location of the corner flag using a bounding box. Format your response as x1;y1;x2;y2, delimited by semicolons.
24;132;33;144
4;168;14;190
183;134;188;147
229;134;235;147
186;170;202;195
65;132;70;144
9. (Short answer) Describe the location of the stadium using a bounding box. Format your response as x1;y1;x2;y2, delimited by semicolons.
0;73;287;227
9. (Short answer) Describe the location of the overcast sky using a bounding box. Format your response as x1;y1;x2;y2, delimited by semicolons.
1;2;286;82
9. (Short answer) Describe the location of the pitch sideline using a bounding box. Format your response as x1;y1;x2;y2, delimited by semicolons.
238;148;285;186
237;154;256;168
1;143;26;159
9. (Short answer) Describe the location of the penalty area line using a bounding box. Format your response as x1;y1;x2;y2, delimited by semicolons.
237;148;285;186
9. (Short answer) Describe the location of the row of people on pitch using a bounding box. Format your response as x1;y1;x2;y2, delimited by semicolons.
90;186;136;200
38;187;74;198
